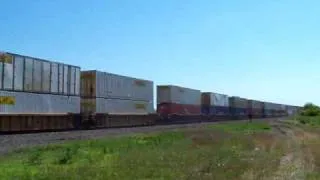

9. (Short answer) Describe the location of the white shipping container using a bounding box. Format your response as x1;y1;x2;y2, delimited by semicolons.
81;70;153;102
208;93;229;107
81;98;154;114
157;85;201;105
131;78;154;102
0;90;80;114
99;71;132;99
0;52;81;96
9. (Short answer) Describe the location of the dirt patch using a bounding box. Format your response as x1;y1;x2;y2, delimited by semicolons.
265;120;317;180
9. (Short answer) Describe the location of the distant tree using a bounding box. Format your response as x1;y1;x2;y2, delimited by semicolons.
300;103;320;116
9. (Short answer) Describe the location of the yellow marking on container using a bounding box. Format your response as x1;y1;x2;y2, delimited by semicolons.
0;96;15;105
135;103;146;109
0;53;13;64
81;101;95;107
134;80;146;86
80;72;96;79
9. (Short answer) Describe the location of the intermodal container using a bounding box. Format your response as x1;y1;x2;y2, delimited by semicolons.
81;98;154;114
201;92;229;106
264;102;279;110
80;70;153;102
0;51;80;96
247;99;264;118
287;106;300;115
157;102;201;116
263;102;273;117
229;96;247;108
229;96;248;116
201;92;229;116
0;90;80;114
157;85;201;105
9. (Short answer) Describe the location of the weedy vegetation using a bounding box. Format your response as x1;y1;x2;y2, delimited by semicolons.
0;120;319;180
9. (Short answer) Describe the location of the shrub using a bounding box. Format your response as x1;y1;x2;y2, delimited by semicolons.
300;103;320;116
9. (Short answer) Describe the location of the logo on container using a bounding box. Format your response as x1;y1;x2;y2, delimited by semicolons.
135;103;146;109
0;53;13;64
0;96;15;105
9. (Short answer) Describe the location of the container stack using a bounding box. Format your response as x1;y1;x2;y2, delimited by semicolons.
273;103;283;117
264;102;272;117
286;105;300;116
80;70;154;114
201;92;230;117
157;85;201;118
0;51;81;114
228;96;248;118
247;99;264;118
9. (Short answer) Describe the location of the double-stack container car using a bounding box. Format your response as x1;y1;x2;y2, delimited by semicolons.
247;99;265;118
0;51;80;132
272;103;284;117
80;70;155;128
229;96;248;119
286;105;300;116
0;50;301;134
201;92;230;120
264;102;274;118
157;85;201;122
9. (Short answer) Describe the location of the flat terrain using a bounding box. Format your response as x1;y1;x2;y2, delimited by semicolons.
0;119;319;180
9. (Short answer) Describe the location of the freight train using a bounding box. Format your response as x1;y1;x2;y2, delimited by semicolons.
0;51;301;133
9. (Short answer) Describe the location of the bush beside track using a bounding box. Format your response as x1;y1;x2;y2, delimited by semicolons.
292;103;320;126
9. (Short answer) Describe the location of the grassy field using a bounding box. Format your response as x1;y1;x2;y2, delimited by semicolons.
0;120;319;180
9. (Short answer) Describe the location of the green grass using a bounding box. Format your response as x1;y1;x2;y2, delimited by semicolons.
207;121;271;134
293;115;320;127
0;122;284;180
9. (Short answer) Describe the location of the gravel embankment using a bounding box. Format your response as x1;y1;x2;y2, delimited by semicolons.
0;122;218;155
0;118;284;155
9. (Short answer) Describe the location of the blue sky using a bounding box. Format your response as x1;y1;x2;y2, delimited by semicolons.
0;0;319;106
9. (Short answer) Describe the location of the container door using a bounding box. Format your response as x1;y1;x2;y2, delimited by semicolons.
24;58;33;91
50;63;58;93
75;68;80;96
13;56;24;91
63;65;69;95
42;61;51;93
3;54;14;90
58;64;63;94
33;60;42;92
70;67;76;95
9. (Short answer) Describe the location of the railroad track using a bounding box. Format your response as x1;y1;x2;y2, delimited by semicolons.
0;117;288;155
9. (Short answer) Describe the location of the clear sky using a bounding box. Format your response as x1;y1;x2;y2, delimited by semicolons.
0;0;319;106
